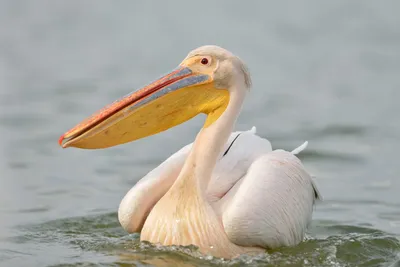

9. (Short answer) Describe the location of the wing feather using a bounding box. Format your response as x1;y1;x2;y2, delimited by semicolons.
219;149;317;249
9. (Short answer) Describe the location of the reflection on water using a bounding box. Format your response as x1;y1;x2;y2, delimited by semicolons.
1;0;400;266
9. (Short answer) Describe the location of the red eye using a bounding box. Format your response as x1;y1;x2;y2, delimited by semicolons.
201;58;209;65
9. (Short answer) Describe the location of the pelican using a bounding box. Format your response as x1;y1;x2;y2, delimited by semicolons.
59;45;321;259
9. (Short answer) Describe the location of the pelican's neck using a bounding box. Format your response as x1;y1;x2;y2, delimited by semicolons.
171;86;246;197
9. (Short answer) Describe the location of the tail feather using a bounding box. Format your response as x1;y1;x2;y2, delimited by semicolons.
291;141;308;155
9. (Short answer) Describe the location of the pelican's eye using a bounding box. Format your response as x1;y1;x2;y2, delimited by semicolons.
201;58;209;65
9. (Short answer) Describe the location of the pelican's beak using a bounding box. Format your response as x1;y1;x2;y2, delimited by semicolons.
59;66;229;149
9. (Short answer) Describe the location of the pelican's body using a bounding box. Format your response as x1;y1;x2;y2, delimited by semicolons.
59;45;321;259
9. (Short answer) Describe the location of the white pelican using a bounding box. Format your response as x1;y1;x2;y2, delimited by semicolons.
59;45;321;259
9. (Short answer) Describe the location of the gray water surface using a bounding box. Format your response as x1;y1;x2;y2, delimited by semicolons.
1;1;400;266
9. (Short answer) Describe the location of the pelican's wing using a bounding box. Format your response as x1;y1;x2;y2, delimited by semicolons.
215;143;319;249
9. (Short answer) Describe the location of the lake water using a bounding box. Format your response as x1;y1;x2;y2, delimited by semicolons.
1;1;400;266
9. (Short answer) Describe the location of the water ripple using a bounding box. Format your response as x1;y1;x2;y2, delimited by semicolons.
7;214;400;267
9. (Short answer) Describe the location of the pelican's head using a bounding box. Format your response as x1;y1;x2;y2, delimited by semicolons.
59;45;251;149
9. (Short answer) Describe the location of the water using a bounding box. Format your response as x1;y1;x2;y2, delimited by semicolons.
1;1;400;266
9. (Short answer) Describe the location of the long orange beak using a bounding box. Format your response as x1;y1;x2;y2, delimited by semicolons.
58;66;218;149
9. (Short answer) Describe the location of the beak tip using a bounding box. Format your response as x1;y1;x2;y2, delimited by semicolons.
59;134;66;148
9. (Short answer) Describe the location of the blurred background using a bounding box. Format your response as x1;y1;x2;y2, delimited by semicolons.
1;1;400;266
